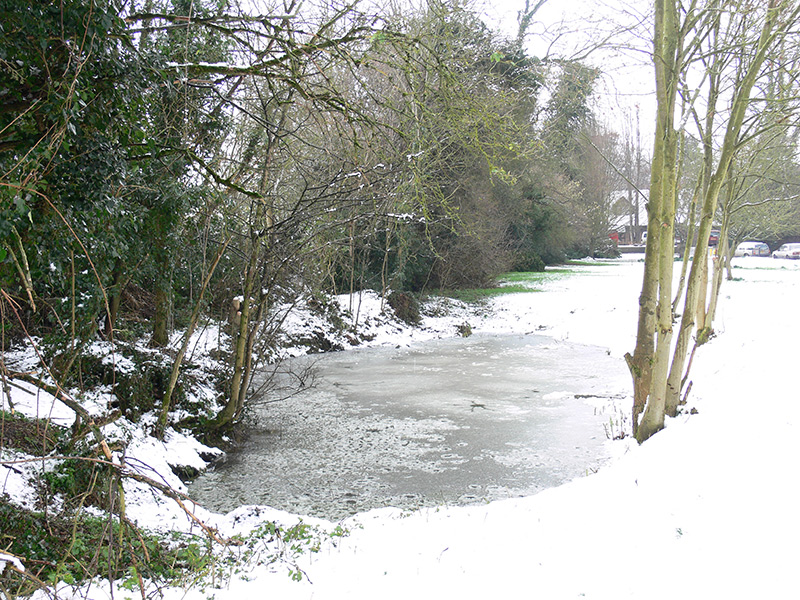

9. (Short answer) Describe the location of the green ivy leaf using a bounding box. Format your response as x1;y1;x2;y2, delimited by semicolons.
13;195;28;214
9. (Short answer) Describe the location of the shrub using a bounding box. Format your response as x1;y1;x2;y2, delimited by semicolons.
511;250;546;272
387;291;421;325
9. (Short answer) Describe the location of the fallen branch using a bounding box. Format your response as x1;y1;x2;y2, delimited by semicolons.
0;453;232;547
7;369;112;461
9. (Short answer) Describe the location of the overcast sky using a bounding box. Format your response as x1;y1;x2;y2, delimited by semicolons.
481;0;657;147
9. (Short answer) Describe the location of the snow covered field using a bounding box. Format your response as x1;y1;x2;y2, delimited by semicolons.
4;256;800;599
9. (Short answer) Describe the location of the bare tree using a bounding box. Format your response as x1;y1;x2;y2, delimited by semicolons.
629;0;800;442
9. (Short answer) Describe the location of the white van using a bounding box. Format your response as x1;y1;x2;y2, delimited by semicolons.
734;241;770;257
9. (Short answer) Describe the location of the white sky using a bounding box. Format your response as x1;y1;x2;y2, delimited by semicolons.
239;0;658;148
481;0;658;149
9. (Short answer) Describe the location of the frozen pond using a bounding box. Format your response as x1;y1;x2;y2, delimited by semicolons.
188;333;629;521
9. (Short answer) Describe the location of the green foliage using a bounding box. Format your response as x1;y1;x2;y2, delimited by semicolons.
544;61;600;175
0;411;68;455
40;458;112;509
248;519;350;582
0;499;210;593
113;363;174;419
1;0;158;346
511;250;546;273
336;0;552;292
504;178;574;266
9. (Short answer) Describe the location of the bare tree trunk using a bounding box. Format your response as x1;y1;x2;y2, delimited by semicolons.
637;118;679;442
215;226;260;429
707;212;731;324
664;33;721;418
664;3;784;418
152;283;169;347
628;0;680;443
156;239;230;439
105;259;124;339
637;0;789;437
236;273;274;418
673;168;703;312
213;109;283;430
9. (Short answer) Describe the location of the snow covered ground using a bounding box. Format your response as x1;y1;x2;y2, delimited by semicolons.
220;256;799;600
4;256;800;599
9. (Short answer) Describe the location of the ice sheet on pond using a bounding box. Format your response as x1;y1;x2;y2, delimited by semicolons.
188;333;629;520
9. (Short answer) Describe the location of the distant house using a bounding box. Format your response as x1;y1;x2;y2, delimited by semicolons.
609;189;649;245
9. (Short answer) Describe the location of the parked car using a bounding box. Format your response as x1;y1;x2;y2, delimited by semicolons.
772;243;800;259
734;241;771;257
709;230;720;246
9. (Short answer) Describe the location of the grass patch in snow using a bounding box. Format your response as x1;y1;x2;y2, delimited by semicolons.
498;269;575;290
500;269;572;282
437;269;577;303
439;284;538;303
565;259;620;267
732;262;794;270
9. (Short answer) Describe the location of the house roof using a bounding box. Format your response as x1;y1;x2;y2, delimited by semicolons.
609;189;648;231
